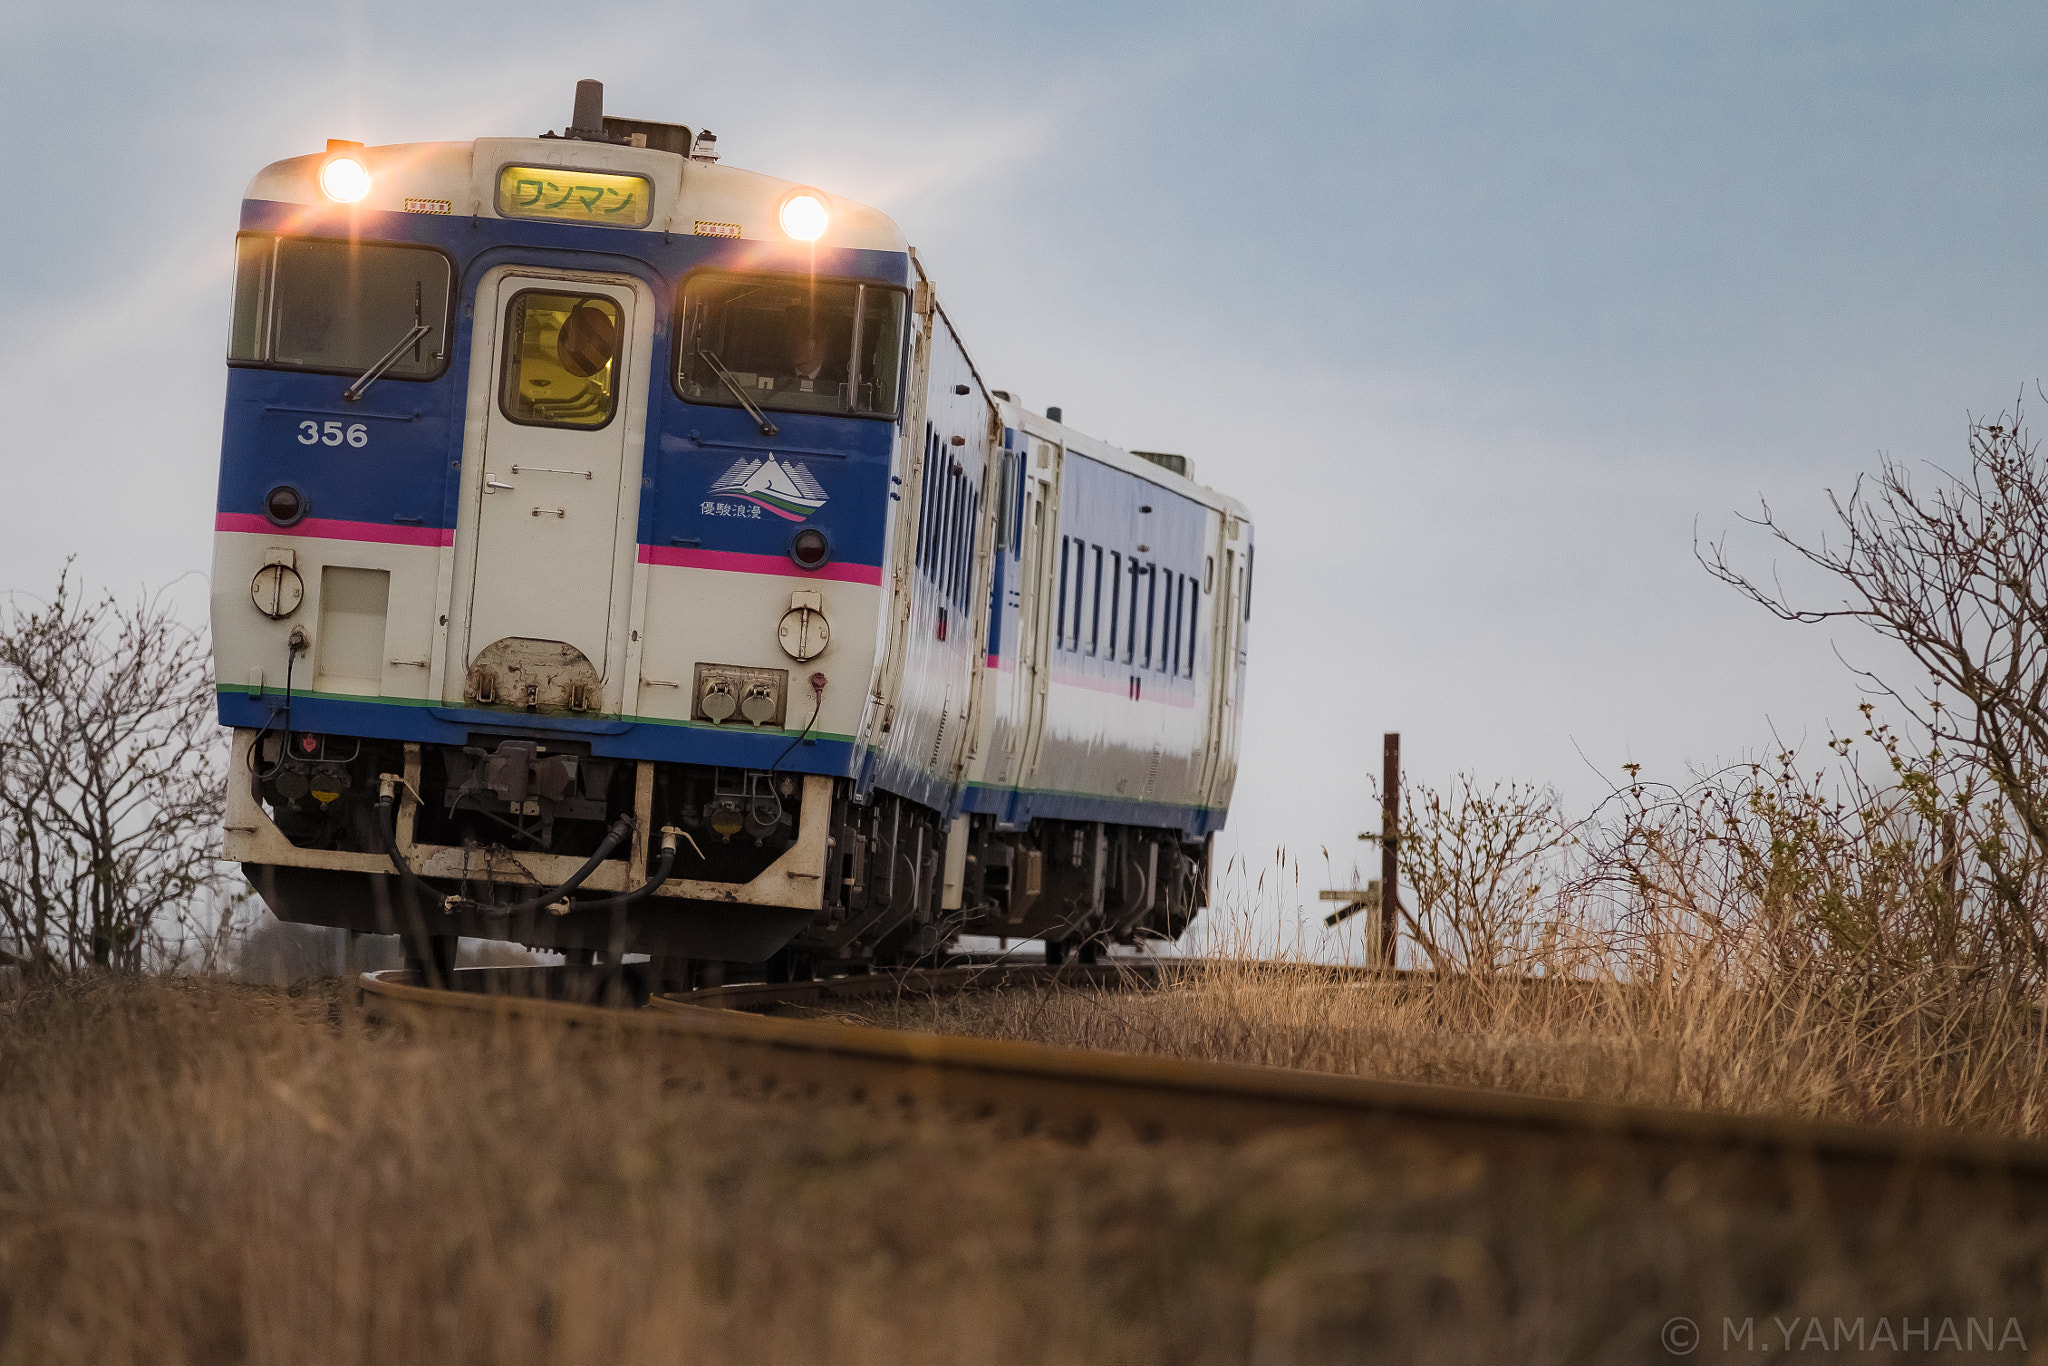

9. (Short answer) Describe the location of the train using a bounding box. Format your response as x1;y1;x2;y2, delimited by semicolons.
211;81;1254;985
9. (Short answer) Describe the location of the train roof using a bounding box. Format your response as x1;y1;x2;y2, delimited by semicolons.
996;399;1253;525
242;136;910;254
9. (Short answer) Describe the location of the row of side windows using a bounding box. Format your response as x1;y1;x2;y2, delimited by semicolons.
1055;535;1198;678
916;423;978;613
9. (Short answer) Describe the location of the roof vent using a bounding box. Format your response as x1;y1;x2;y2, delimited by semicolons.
1132;450;1192;478
690;130;720;163
1045;406;1063;423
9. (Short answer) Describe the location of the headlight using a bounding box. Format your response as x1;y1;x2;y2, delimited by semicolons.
319;154;372;203
778;191;828;242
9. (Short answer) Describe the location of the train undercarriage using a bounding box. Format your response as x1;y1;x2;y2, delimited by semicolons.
232;727;1208;986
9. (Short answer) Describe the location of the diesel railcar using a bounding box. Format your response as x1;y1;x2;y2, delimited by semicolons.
213;81;1254;982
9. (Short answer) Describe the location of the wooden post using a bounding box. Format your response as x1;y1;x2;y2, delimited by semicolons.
1381;733;1400;969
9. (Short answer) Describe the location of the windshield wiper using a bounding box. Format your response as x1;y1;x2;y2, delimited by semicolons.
344;322;432;403
697;348;779;437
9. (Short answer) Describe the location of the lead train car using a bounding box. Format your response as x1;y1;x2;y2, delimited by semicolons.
212;84;1254;980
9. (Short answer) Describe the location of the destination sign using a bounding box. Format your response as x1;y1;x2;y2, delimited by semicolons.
496;166;652;228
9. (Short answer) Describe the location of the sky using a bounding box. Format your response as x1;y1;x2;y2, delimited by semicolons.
5;1;2046;940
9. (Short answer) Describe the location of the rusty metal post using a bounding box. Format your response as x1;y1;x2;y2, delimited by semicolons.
1381;733;1400;969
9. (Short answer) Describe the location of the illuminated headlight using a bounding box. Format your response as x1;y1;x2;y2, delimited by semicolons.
319;154;372;203
778;191;829;242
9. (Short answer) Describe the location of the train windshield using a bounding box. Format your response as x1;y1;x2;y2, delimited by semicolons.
677;273;905;419
228;235;452;380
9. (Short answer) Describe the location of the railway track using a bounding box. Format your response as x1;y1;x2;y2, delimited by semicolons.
359;960;2048;1224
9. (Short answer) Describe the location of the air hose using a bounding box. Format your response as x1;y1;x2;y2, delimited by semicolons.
571;827;686;911
376;774;638;917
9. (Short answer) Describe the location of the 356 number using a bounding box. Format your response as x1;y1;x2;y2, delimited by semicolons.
297;420;369;448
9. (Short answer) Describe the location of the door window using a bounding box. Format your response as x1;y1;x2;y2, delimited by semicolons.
499;291;622;429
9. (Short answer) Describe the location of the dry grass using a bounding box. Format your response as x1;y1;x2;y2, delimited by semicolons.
0;975;2043;1364
856;957;2048;1139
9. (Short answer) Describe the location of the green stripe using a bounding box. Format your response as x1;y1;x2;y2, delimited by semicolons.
215;684;856;743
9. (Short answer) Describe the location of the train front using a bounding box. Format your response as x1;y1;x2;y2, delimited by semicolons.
211;88;909;972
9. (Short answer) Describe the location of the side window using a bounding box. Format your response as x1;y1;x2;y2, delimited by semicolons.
1071;542;1089;651
1114;552;1130;663
962;486;979;611
1126;557;1143;664
923;450;979;614
1012;453;1027;548
1168;573;1182;676
1144;564;1159;670
994;453;1014;552
500;291;621;429
1089;547;1104;656
1057;537;1071;650
947;465;962;600
920;426;940;570
229;235;451;379
936;462;951;591
229;235;272;361
945;465;961;603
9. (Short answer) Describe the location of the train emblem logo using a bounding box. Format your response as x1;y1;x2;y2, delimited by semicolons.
704;456;828;522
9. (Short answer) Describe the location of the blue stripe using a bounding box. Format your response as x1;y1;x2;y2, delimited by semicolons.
859;746;959;818
959;782;1223;840
218;692;861;775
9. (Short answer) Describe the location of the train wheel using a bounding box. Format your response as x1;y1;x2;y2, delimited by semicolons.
1076;939;1100;966
402;934;460;990
645;957;694;998
764;949;815;984
1045;938;1068;966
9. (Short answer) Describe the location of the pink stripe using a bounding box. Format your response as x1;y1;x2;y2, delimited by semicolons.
216;513;452;547
639;545;884;586
1051;668;1202;708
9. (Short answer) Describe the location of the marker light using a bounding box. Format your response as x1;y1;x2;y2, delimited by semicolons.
778;192;828;242
789;528;830;570
319;154;372;203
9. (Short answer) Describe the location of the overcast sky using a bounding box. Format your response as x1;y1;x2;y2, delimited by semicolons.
6;1;2045;939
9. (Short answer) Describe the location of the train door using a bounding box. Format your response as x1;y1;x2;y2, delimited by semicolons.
1198;534;1239;803
455;272;648;710
1014;437;1061;778
956;425;1002;780
1215;532;1248;801
866;283;933;765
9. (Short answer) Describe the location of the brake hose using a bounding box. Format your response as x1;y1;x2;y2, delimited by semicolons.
251;630;309;782
376;774;634;917
572;827;686;910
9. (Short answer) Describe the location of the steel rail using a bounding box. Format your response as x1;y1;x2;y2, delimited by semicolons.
359;963;2048;1220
